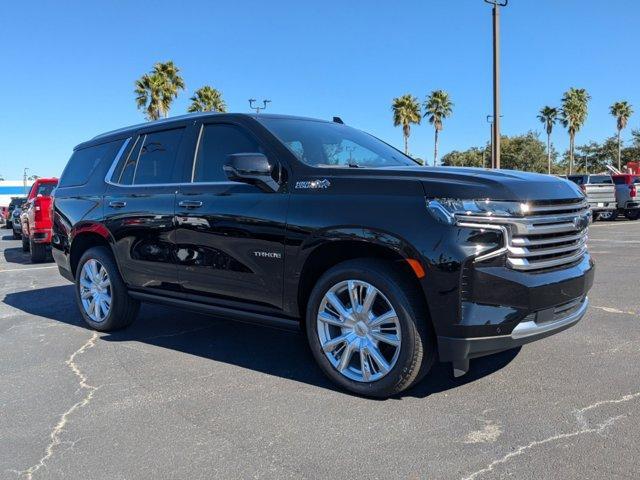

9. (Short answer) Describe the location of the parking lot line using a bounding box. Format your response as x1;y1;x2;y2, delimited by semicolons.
0;265;58;273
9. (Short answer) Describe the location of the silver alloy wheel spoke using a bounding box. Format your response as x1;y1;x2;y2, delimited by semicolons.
79;259;112;323
317;280;401;383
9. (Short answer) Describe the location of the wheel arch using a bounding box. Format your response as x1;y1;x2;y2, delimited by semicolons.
294;228;429;322
69;223;116;278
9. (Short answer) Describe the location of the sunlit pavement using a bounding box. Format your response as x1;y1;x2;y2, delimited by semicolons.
1;220;638;479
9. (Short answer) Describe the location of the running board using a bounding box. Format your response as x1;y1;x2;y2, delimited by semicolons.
128;291;301;331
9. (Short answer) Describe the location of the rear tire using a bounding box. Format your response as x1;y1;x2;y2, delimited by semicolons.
624;209;640;221
305;258;435;398
12;229;20;240
75;246;139;331
29;239;47;263
21;235;29;252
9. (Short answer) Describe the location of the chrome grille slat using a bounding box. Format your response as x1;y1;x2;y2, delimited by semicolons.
459;198;589;272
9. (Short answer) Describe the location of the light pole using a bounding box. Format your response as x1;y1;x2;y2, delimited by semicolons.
485;0;507;170
23;168;30;194
249;99;271;114
486;115;503;168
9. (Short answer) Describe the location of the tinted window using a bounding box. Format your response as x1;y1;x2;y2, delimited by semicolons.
588;175;612;184
116;136;143;185
567;175;586;185
133;128;185;185
59;139;124;187
193;124;264;182
36;182;57;196
613;176;626;185
258;118;416;168
634;177;640;184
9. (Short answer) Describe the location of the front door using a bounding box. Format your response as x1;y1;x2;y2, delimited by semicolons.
174;121;289;311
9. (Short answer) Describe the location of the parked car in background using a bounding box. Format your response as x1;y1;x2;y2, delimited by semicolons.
5;197;27;229
566;174;617;221
612;174;640;220
20;177;58;262
11;207;23;239
0;206;7;227
51;113;594;398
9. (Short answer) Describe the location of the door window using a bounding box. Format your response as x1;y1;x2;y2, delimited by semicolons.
133;128;185;185
192;124;264;182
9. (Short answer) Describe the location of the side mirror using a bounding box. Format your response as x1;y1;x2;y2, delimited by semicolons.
224;153;279;192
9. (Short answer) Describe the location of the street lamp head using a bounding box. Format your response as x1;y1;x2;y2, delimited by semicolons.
484;0;508;6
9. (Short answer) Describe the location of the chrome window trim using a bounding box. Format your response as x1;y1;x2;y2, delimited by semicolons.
103;137;132;185
191;124;204;182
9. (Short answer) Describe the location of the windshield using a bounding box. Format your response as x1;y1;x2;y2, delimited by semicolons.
258;118;416;168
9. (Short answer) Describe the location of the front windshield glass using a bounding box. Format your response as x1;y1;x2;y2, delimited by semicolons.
258;117;416;168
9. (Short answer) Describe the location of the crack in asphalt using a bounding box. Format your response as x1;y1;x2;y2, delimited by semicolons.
461;391;640;480
592;305;638;316
13;332;100;479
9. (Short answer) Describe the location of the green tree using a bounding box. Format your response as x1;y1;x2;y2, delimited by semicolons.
392;94;421;155
135;61;185;120
441;132;554;173
188;86;227;113
537;106;558;174
560;87;591;174
609;100;633;171
423;90;453;166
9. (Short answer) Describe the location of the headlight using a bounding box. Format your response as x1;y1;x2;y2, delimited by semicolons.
427;198;528;225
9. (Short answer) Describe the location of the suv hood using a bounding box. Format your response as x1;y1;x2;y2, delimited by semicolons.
375;166;583;201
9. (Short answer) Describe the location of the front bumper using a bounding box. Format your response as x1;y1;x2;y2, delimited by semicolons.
438;296;589;363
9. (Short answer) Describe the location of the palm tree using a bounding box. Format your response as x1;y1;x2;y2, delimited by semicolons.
135;61;185;121
610;101;633;171
423;90;453;166
188;86;227;113
560;88;591;174
392;94;421;155
537;106;558;174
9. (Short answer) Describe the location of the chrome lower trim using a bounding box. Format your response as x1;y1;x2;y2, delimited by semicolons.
511;297;589;340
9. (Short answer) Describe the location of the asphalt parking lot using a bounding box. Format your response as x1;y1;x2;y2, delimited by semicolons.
1;221;638;480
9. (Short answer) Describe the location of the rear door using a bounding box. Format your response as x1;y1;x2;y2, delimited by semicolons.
174;119;289;311
103;124;195;292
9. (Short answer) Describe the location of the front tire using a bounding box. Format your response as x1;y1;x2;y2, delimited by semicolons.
306;259;435;398
75;246;139;331
12;229;20;240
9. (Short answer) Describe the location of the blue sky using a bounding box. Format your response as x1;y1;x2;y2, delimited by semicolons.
1;0;638;179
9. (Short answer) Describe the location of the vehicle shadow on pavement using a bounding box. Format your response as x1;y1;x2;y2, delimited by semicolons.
3;285;519;399
3;246;31;265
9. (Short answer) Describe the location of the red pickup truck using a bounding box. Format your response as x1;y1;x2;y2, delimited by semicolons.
20;177;58;262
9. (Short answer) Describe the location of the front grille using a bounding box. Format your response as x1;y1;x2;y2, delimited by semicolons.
459;198;590;272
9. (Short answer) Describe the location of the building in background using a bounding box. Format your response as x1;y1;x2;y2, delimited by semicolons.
0;181;31;207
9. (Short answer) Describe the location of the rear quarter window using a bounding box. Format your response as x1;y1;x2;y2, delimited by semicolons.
59;139;125;188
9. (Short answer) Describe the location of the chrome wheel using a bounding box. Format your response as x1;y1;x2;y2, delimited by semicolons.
79;259;112;323
317;280;401;383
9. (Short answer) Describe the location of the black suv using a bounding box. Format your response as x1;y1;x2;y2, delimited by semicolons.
52;113;594;397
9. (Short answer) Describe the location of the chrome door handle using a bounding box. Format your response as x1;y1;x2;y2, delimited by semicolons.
178;200;203;209
108;201;127;208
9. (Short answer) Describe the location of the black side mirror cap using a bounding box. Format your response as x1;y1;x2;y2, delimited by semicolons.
223;153;280;192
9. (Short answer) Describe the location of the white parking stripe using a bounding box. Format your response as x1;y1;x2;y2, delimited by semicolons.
0;266;58;273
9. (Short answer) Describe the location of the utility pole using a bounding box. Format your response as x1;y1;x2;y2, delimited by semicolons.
485;0;507;169
23;168;30;195
249;99;271;114
486;115;494;168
